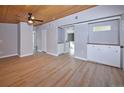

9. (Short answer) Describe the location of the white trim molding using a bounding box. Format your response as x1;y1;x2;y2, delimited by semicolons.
46;52;58;56
19;53;33;57
0;53;18;59
37;50;43;52
74;56;87;61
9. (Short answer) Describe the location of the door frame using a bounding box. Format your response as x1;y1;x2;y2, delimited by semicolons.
41;30;47;52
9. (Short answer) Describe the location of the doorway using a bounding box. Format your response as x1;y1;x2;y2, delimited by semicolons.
41;30;47;52
58;25;75;56
33;30;37;52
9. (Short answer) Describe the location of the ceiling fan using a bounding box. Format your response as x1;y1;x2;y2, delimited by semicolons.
28;13;43;24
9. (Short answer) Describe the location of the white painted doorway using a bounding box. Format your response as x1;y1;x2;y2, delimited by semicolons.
33;30;37;52
41;30;47;52
57;25;75;56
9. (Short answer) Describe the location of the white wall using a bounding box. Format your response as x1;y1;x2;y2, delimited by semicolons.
58;28;65;43
74;23;88;60
0;23;18;58
19;22;33;57
36;29;42;52
36;29;47;52
46;23;58;54
36;5;124;57
121;14;124;69
41;30;47;52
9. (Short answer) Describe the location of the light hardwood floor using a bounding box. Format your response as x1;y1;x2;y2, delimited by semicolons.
0;53;124;87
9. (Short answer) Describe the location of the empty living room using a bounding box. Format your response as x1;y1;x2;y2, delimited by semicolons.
0;1;124;92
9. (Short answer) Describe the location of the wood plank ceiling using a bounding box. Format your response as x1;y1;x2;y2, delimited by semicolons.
0;5;96;25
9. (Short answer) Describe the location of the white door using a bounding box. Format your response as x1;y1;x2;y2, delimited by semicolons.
41;30;47;52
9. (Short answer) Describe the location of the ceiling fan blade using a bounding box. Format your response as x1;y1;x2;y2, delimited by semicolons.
16;12;44;23
33;19;43;22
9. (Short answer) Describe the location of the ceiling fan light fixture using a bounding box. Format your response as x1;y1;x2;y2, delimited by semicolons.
27;12;43;25
31;16;35;20
28;20;33;24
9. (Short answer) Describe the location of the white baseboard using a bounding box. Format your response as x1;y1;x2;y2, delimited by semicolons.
0;53;18;59
37;50;43;52
46;52;58;56
74;56;87;61
19;53;33;57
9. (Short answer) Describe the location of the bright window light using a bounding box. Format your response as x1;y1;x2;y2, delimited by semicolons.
93;25;111;32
